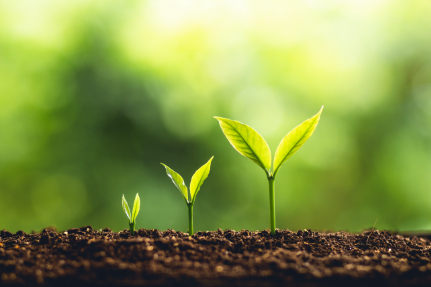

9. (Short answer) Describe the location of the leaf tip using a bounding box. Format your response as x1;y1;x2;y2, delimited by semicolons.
214;116;230;123
205;156;214;167
206;156;214;167
316;106;324;119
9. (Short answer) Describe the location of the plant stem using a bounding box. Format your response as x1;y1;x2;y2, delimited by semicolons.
188;204;194;236
268;176;276;236
129;222;135;235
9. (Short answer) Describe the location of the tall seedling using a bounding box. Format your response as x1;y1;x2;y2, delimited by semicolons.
122;193;140;235
161;157;214;235
215;107;323;235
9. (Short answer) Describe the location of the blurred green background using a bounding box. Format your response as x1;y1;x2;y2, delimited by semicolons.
1;0;431;233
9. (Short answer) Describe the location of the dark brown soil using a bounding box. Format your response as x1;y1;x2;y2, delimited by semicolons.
1;227;431;287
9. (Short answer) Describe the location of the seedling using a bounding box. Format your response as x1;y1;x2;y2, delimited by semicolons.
161;156;214;235
122;193;140;235
215;107;323;236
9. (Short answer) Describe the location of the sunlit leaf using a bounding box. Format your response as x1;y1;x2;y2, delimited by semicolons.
131;193;140;222
273;106;323;177
214;117;271;174
190;156;214;203
161;163;189;202
122;195;131;221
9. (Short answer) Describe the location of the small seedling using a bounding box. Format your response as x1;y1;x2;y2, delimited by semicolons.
215;107;323;236
161;156;214;235
122;193;140;235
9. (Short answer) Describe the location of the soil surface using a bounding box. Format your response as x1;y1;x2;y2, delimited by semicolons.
1;227;431;287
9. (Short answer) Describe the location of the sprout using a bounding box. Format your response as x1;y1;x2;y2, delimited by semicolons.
215;107;323;235
122;193;140;235
161;156;214;235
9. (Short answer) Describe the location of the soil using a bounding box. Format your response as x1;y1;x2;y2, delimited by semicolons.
1;227;431;287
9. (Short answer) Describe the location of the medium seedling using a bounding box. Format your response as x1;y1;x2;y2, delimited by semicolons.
215;107;323;236
161;156;214;235
122;193;140;235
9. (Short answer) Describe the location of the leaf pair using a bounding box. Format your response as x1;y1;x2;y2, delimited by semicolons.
162;156;214;204
215;106;323;178
122;193;140;224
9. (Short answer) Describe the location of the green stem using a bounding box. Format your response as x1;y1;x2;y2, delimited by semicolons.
129;222;135;235
188;204;194;236
268;176;276;236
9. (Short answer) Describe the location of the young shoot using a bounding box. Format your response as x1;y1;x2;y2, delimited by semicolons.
215;107;323;236
161;156;214;235
122;193;140;235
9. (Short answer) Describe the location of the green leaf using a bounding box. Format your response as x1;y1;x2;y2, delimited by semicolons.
214;117;271;174
131;193;140;222
273;106;323;177
161;163;189;202
190;156;214;203
122;194;131;221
